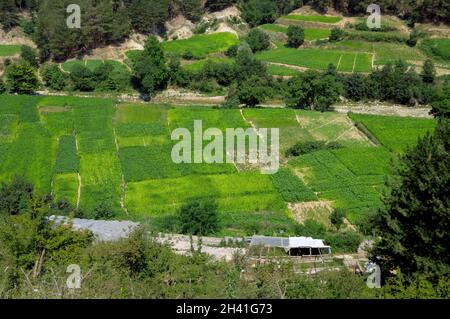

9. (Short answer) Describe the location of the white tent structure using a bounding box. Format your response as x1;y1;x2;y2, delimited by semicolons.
250;235;331;256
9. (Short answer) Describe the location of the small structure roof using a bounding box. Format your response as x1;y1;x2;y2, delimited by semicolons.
250;235;330;249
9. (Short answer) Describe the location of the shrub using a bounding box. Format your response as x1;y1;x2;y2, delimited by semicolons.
93;200;117;220
225;45;239;57
287;25;305;48
294;219;327;238
330;209;346;230
329;28;344;42
178;198;220;236
6;61;40;94
324;230;363;253
285;141;342;157
20;45;39;68
246;28;270;52
0;177;34;215
41;64;67;91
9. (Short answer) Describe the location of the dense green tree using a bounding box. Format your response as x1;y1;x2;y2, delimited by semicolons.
0;177;34;215
70;64;95;91
178;198;220;236
240;0;278;27
421;59;436;84
205;0;237;12
0;79;5;94
124;0;169;34
285;70;342;111
237;75;270;107
286;25;305;48
234;42;268;83
41;64;67;91
0;0;19;30
6;61;40;94
330;209;346;230
246;28;270;52
20;45;39;68
344;73;369;101
133;36;169;96
430;85;450;118
371;119;450;282
329;27;344;42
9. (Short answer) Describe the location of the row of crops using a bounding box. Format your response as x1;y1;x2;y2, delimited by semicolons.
0;95;437;234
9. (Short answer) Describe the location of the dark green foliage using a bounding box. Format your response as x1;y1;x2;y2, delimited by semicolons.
246;28;270;52
324;230;363;253
20;45;39;68
344;73;370;101
70;64;95;91
0;177;34;215
294;219;327;238
286;25;305;48
285;140;343;157
133;36;169;96
0;0;19;31
270;168;317;202
329;27;344;42
234;42;268;83
41;64;67;91
421;59;436;84
240;0;278;27
371;120;450;281
5;61;40;94
181;0;204;22
125;0;169;34
55;135;79;174
406;29;420;47
178;198;220;236
330;208;346;230
0;79;5;94
285;70;343;111
237;75;270;106
430;85;450;118
225;44;239;57
93;200;116;220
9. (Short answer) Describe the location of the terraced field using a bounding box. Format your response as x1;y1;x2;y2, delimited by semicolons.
0;95;436;235
256;47;373;72
281;15;342;24
0;44;22;56
162;32;239;57
260;24;332;40
62;59;129;73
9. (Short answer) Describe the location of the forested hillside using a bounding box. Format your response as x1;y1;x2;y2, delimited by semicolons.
0;0;449;60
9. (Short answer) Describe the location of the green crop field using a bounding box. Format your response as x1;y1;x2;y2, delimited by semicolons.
260;24;331;40
0;44;22;56
281;15;342;24
420;38;450;61
256;47;372;72
182;57;233;72
0;95;436;234
162;32;239;57
62;59;129;72
349;113;436;153
267;64;301;76
290;147;393;221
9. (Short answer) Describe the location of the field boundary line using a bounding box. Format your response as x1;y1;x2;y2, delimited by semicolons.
336;55;343;70
76;173;81;209
352;54;357;73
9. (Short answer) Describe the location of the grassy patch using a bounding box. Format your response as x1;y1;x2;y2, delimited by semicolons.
349;113;436;153
53;173;79;206
282;15;342;24
54;135;79;174
162;32;239;57
0;44;22;56
267;64;301;76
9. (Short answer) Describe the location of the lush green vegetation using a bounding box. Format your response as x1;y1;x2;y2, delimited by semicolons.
162;32;239;58
349;114;437;153
420;38;450;61
256;47;372;72
0;44;21;56
282;15;342;24
260;24;331;40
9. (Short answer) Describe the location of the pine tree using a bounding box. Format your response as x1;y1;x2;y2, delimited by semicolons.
372;120;450;282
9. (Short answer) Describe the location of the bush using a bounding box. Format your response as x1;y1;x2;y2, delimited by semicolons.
330;209;346;230
225;45;239;57
70;64;95;91
294;220;327;238
6;61;40;94
329;28;344;42
246;28;270;52
285;141;342;157
324;230;363;253
287;25;305;48
20;45;39;68
93;201;117;220
41;64;67;91
0;177;34;215
406;29;420;47
178;198;220;236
